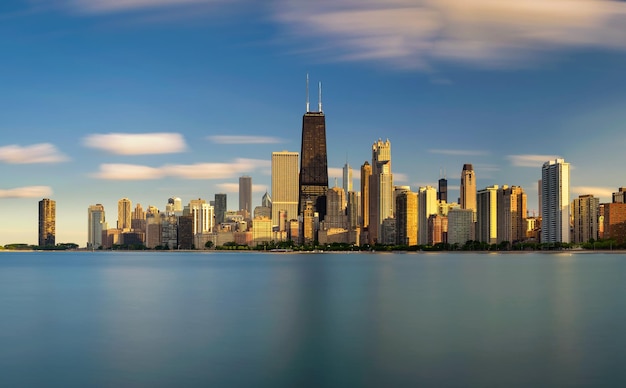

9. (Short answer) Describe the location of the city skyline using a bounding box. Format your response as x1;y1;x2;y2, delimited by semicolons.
2;0;626;245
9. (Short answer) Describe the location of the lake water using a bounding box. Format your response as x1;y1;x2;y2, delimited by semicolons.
1;251;625;387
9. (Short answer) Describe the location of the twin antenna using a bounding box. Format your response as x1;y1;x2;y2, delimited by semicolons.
305;73;322;113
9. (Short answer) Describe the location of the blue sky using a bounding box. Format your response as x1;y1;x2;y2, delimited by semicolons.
1;0;626;246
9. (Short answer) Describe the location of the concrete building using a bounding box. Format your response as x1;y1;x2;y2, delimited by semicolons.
572;194;599;244
369;139;393;244
428;214;448;245
497;185;527;244
460;164;476;217
360;161;372;230
214;193;227;225
541;158;570;243
239;176;252;216
117;198;132;231
343;162;353;197
395;189;418;246
87;204;106;249
447;208;474;246
602;202;626;244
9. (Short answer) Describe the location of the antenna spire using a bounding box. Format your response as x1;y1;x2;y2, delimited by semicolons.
306;73;310;113
318;81;322;112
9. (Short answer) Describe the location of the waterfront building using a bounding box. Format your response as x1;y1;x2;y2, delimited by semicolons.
396;189;418;246
272;151;299;230
87;204;105;250
572;194;599;244
428;214;448;245
117;198;132;231
360;161;372;230
239;176;252;216
39;198;56;247
460;164;477;217
497;185;527;244
477;185;498;244
447;208;474;246
214;193;227;225
601;202;626;244
541;158;570;243
298;77;329;221
369;139;393;244
343;162;353;197
418;186;437;245
438;176;448;203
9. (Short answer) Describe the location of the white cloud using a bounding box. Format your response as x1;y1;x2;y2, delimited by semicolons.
429;149;488;156
0;143;69;164
208;135;284;144
0;186;53;198
90;158;269;180
571;186;615;200
63;0;219;13
215;183;267;193
83;133;187;155
274;0;626;68
508;154;560;167
394;172;409;183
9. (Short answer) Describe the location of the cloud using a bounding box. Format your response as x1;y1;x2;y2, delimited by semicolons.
62;0;219;13
508;154;560;167
571;186;615;200
82;133;187;155
208;135;285;145
0;186;53;198
429;149;488;156
394;172;409;182
274;0;626;68
91;158;269;180
215;183;267;193
0;143;69;164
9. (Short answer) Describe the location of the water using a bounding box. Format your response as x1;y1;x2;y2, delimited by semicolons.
1;251;625;387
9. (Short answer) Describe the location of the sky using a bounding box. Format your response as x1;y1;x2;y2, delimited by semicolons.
1;0;626;246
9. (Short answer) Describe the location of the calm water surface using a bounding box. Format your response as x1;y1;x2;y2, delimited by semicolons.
1;251;625;387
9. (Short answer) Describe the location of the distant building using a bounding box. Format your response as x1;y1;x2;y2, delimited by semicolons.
395;189;417;246
214;193;227;225
343;162;353;196
369;139;393;244
438;177;448;203
460;164;476;217
612;187;626;204
117;198;132;231
477;185;498;244
252;217;272;244
541;159;570;243
428;214;448;245
271;151;299;230
239;176;252;216
448;208;474;246
418;186;437;245
39;198;56;247
360;161;372;230
497;185;527;244
602;203;626;245
87;204;106;249
572;194;599;244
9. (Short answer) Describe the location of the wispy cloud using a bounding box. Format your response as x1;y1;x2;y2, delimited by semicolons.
394;172;409;183
572;186;615;200
274;0;626;68
83;133;187;155
215;183;267;193
0;186;53;198
62;0;221;14
0;143;69;164
207;135;284;145
90;158;269;180
508;154;560;167
429;149;488;157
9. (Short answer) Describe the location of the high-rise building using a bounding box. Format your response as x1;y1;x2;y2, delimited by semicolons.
239;176;252;215
214;193;227;225
343;162;353;195
541;158;571;243
438;177;448;203
347;191;359;231
87;204;106;250
460;164;477;217
428;214;448;245
272;151;299;229
572;194;599;244
298;78;328;221
188;199;214;235
603;202;626;244
324;186;348;229
369;139;393;244
448;208;475;246
360;161;372;229
117;198;132;231
612;187;626;204
131;203;146;233
38;198;56;247
476;185;498;244
396;189;418;246
497;185;527;244
418;186;438;245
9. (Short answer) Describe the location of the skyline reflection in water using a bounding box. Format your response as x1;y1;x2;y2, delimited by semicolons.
0;251;625;387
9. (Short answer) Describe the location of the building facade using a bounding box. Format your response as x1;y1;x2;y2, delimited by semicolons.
460;164;477;217
541;158;570;243
87;204;106;249
271;151;299;229
572;194;599;244
369;139;393;244
239;176;252;216
39;198;56;247
476;185;498;244
117;198;132;231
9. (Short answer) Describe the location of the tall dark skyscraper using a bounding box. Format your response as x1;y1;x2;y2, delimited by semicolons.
438;177;448;202
214;193;227;225
298;76;328;220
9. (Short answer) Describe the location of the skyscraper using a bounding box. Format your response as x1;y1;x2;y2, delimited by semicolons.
272;151;299;229
572;194;598;244
541;158;571;243
418;186;437;245
117;198;132;231
360;161;372;229
396;189;417;246
39;198;56;247
497;185;527;244
438;177;448;203
298;76;328;221
214;193;227;225
476;185;498;244
460;164;476;216
239;175;252;216
343;162;353;194
369;139;393;244
87;204;105;250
